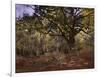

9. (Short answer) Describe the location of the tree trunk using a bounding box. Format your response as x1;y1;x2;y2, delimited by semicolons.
67;34;75;53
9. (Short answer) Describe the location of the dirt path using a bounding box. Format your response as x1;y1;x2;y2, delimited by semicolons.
16;51;94;73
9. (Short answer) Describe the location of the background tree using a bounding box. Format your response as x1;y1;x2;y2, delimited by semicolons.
28;5;94;52
16;5;94;56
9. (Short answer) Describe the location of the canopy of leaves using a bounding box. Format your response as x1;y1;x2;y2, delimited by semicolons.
16;5;94;55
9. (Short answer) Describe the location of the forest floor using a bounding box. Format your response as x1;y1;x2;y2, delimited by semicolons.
16;49;94;73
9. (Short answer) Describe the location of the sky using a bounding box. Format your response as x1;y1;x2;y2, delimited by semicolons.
15;4;84;19
16;4;35;18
